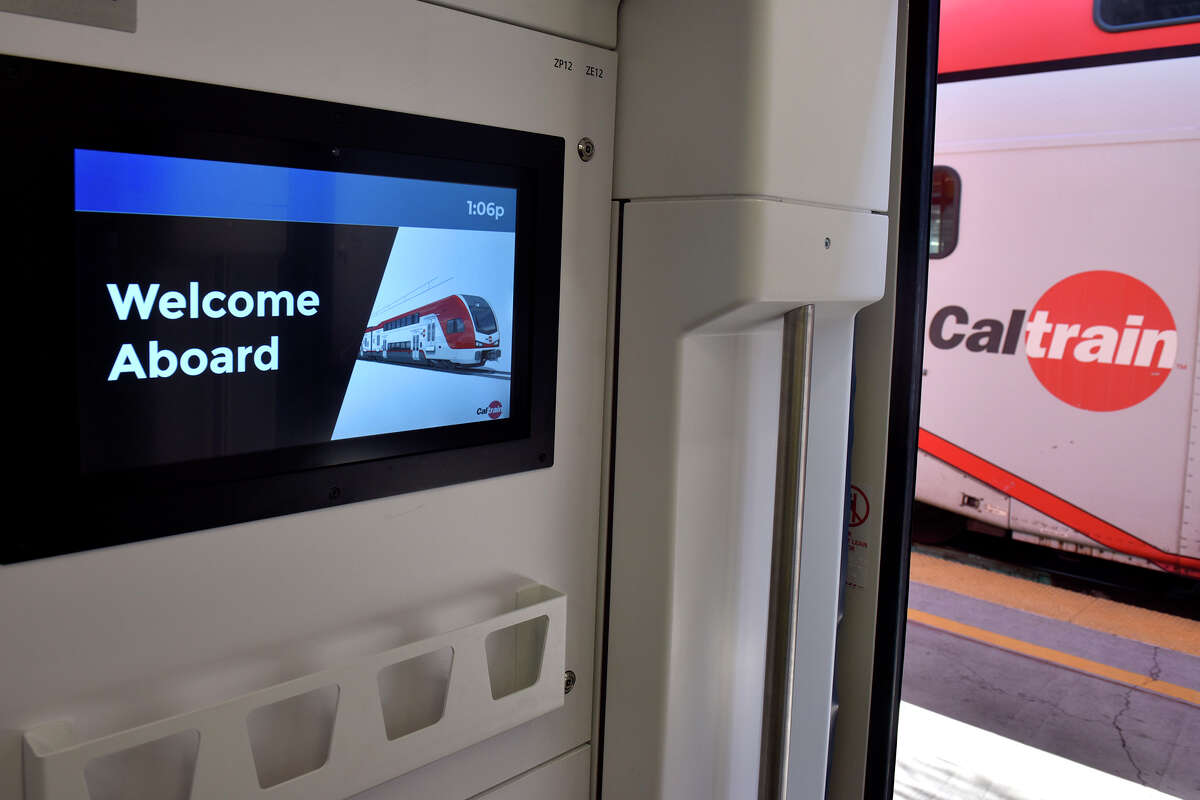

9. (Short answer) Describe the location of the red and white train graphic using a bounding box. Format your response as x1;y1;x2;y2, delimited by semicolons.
360;294;501;367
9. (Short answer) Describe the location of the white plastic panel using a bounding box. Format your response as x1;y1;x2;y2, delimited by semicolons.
0;0;137;32
23;586;565;800
606;1;899;796
425;0;618;48
614;0;898;211
0;4;616;800
605;198;887;800
474;744;590;800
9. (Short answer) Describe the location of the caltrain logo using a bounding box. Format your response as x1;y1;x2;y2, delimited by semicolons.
477;400;503;420
929;270;1177;412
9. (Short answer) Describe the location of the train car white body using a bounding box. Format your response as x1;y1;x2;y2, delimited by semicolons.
916;55;1200;575
360;293;502;367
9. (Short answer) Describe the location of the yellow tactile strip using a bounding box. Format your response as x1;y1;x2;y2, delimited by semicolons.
908;609;1200;707
909;551;1200;658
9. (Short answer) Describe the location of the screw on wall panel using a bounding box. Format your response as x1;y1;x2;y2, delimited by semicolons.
564;670;577;694
824;237;832;249
577;137;595;162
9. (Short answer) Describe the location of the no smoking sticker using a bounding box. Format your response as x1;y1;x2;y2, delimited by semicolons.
850;485;869;528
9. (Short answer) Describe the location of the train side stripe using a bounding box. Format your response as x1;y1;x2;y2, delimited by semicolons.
918;428;1200;578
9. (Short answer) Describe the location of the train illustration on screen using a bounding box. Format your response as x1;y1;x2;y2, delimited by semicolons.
359;294;502;367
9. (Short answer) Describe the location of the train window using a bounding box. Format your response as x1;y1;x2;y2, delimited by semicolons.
446;319;464;333
1094;0;1200;31
464;295;499;333
929;166;961;259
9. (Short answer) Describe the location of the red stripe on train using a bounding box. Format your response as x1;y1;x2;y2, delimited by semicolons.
918;428;1200;578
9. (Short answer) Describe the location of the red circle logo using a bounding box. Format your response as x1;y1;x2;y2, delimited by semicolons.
1026;271;1176;412
487;400;503;420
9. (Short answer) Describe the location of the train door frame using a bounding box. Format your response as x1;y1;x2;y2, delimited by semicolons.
842;0;940;797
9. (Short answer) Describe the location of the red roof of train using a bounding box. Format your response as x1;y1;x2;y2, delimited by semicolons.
939;0;1200;75
367;295;466;332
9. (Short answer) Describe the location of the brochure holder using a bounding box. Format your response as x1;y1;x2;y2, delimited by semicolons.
23;584;566;800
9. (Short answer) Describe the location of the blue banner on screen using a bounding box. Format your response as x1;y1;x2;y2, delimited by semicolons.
75;149;516;472
75;149;517;232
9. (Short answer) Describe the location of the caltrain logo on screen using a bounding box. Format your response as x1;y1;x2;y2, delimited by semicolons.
476;400;503;420
929;270;1178;412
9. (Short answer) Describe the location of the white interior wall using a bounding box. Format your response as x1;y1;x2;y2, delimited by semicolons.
426;0;619;48
0;4;616;799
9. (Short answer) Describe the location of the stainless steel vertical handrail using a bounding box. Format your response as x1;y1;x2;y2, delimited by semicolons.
758;305;815;800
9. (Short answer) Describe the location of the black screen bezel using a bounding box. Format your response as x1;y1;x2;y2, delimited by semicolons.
1;55;563;563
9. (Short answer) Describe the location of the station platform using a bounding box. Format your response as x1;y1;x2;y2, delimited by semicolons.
895;701;1176;799
898;552;1200;799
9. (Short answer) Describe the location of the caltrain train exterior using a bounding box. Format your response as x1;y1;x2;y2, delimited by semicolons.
916;0;1200;577
360;294;502;367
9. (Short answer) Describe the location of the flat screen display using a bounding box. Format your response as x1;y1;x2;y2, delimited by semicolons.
77;149;518;473
2;54;563;561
